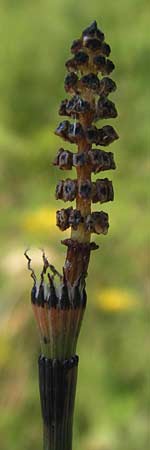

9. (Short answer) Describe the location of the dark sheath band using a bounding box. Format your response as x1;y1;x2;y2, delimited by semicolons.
38;355;79;426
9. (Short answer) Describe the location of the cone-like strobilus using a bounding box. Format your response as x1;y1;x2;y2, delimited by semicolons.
25;20;118;450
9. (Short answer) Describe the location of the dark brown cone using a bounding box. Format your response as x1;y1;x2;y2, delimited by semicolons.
54;20;118;285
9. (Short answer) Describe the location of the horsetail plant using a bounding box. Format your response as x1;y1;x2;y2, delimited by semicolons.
25;20;118;450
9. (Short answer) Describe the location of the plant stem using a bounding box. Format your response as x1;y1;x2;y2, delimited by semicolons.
38;355;78;450
64;84;95;286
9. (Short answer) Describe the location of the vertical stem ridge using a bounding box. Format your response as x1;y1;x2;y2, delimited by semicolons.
38;355;79;450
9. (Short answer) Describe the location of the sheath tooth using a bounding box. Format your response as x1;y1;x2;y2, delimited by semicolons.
73;152;87;167
64;72;78;94
63;179;77;201
78;180;92;200
67;122;84;143
71;39;82;54
82;21;104;42
55;121;84;144
58;150;72;169
96;125;118;146
95;97;118;120
55;180;64;200
56;207;72;231
93;55;115;75
68;209;82;230
55;120;69;139
59;99;68;116
85;211;109;234
84;39;111;55
86;125;118;146
100;42;111;57
55;180;77;202
98;77;116;96
86;126;97;144
53;149;73;170
92;179;114;203
59;95;93;120
84;38;103;51
65;58;77;72
66;52;89;72
66;96;91;116
88;149;116;172
74;51;89;66
79;73;100;92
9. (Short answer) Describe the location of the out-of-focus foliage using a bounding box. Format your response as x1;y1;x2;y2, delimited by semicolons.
0;1;149;449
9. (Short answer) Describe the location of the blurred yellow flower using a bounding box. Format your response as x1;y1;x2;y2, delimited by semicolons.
23;207;57;233
95;288;137;311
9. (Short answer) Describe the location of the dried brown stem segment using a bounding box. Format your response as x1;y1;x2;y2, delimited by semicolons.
62;240;98;285
54;20;118;285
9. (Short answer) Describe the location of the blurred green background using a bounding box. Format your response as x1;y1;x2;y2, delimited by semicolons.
0;1;150;449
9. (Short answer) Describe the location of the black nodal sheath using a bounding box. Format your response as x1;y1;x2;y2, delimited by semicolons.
38;355;79;450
